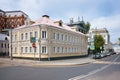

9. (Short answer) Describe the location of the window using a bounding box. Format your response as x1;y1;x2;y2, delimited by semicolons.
61;34;64;41
35;31;38;38
69;48;70;53
15;47;17;53
1;43;3;48
21;33;24;40
57;33;60;40
25;33;28;40
62;47;64;53
30;47;32;53
65;35;67;41
53;32;56;39
65;47;67;53
12;35;14;40
42;46;46;53
57;47;60;53
53;47;55;53
42;31;46;39
34;47;37;53
15;35;17;41
21;47;23;53
68;36;70;42
25;47;28;53
30;32;32;37
5;44;6;48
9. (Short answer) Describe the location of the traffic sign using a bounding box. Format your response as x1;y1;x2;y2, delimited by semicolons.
30;37;36;43
32;43;36;48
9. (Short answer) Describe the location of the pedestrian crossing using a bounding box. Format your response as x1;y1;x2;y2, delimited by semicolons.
93;61;120;65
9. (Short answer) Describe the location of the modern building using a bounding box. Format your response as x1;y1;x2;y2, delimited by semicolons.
67;17;86;34
9;15;88;59
0;33;9;56
0;9;30;35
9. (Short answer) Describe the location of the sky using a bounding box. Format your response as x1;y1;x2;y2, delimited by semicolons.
0;0;120;43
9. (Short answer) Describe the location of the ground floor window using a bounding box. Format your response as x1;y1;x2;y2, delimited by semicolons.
30;47;32;53
21;47;23;53
25;47;28;53
53;47;55;53
42;46;46;53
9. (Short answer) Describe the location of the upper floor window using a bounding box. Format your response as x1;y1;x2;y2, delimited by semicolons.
65;35;67;41
35;31;38;38
15;35;17;41
61;34;64;41
57;33;60;40
53;32;56;39
25;33;28;40
21;33;24;40
1;43;3;48
42;31;46;39
30;32;33;38
15;47;17;53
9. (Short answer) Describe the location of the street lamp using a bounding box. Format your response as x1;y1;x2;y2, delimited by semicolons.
10;22;13;60
38;26;41;61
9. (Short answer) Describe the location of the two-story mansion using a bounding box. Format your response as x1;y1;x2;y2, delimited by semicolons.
9;15;88;60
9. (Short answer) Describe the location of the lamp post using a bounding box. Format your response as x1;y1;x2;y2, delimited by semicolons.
38;26;41;61
10;22;13;60
38;38;41;61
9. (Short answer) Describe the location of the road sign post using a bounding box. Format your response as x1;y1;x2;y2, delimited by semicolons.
30;37;36;61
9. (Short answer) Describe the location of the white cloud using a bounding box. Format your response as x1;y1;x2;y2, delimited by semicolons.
90;14;120;43
91;14;120;29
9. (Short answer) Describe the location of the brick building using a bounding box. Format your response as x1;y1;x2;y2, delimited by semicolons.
0;9;30;35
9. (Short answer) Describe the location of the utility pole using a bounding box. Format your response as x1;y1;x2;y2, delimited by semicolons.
10;22;13;60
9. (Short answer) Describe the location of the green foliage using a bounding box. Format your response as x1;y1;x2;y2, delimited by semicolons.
94;35;105;53
85;22;90;34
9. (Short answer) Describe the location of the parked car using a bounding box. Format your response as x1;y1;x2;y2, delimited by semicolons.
106;52;111;56
93;53;101;59
100;53;106;58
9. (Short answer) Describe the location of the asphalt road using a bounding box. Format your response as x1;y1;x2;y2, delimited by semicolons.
0;54;120;80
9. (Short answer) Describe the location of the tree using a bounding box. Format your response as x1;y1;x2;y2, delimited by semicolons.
85;22;90;34
94;35;105;53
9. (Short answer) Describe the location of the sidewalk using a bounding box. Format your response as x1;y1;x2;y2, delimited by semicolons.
0;57;96;67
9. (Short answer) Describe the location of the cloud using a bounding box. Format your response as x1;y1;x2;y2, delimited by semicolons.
91;14;120;29
90;14;120;43
0;0;120;43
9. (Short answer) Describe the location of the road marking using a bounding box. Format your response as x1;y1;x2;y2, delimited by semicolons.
68;55;120;80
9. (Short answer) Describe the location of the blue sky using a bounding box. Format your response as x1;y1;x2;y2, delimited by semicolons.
0;0;120;43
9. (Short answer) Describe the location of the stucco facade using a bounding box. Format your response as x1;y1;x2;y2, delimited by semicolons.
9;15;88;59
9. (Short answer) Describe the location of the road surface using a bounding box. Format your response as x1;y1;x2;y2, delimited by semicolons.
0;54;120;80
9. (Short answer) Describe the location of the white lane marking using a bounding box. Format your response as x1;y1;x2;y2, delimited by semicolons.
68;55;120;80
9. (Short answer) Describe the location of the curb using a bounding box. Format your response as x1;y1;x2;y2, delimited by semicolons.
28;62;92;67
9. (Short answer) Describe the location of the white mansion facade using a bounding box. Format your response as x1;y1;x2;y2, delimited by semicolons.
9;15;88;59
